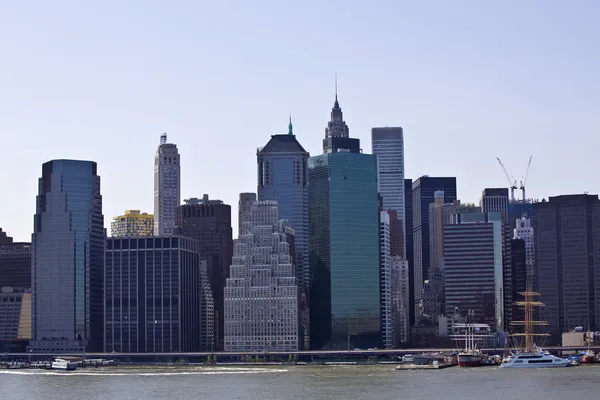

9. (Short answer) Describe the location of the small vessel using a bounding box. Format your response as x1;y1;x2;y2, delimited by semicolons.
501;288;568;369
581;332;597;364
452;323;492;367
51;358;77;371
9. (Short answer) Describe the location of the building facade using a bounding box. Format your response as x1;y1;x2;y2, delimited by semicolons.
372;127;405;255
514;216;535;286
175;194;233;351
533;194;600;339
0;288;32;351
412;176;457;319
238;193;257;232
391;257;410;346
154;133;181;236
510;239;527;323
379;211;393;348
30;160;104;352
257;121;310;349
111;210;154;237
443;213;504;329
224;201;299;352
0;229;31;289
404;178;414;327
105;236;211;352
309;95;381;350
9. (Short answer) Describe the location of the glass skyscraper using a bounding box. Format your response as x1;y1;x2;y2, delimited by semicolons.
309;95;381;350
29;160;104;352
257;118;310;349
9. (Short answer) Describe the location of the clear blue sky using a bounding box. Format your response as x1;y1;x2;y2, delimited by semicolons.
1;0;598;241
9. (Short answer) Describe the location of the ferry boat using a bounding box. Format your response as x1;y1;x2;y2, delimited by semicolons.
51;358;77;371
501;288;568;369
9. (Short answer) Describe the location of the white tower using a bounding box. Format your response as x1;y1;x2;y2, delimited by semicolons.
153;133;180;236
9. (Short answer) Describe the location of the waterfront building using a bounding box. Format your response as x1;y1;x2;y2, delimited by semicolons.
443;212;504;329
514;216;535;285
175;194;233;351
372;127;405;255
29;160;104;352
0;229;31;289
379;212;393;348
412;176;456;319
257;119;310;349
110;210;154;237
0;287;31;352
309;93;381;350
105;236;211;352
533;194;600;339
391;257;410;346
154;133;181;236
224;201;299;352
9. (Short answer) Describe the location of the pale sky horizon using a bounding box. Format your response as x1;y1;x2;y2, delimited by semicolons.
1;0;599;242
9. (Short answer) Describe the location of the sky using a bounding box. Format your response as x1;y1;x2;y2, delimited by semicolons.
1;0;599;242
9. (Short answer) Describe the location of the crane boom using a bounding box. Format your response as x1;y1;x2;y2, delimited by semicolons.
519;156;532;202
496;157;517;202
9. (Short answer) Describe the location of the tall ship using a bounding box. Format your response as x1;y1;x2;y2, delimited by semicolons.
500;288;568;368
452;323;491;367
581;331;597;364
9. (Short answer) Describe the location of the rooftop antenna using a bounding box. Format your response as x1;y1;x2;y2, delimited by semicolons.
160;133;167;144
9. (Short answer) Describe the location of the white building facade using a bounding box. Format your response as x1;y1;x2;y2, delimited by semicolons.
391;256;410;346
379;211;393;348
154;133;180;236
514;216;535;284
371;127;405;253
224;200;299;352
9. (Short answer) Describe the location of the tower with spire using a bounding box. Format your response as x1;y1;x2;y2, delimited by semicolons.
256;118;311;350
322;77;361;153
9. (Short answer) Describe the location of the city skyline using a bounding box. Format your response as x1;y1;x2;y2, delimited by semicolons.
2;1;599;242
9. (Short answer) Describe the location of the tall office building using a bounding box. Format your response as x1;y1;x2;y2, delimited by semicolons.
391;257;410;346
514;217;535;285
257;119;310;349
412;176;456;318
379;212;393;348
510;239;527;324
175;195;233;351
224;201;299;352
404;179;415;327
105;236;211;352
372;127;405;255
309;94;381;350
154;133;180;236
111;210;154;237
422;191;446;323
29;160;104;352
0;287;31;352
443;212;504;329
533;194;600;339
238;193;257;232
0;229;31;289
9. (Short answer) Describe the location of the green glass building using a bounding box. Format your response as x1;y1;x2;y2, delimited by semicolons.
308;94;381;350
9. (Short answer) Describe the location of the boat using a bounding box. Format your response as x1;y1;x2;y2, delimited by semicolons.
500;288;568;369
581;332;597;364
51;358;77;371
451;323;492;367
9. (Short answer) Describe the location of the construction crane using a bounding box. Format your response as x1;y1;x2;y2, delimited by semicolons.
519;156;532;201
496;157;517;202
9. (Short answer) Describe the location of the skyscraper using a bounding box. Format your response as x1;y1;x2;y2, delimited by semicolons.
372;127;405;254
404;178;415;327
238;193;257;232
412;176;457;318
175;195;233;351
379;211;393;348
224;201;299;352
514;216;535;285
533;194;600;340
309;94;381;350
111;210;154;237
0;229;31;289
257;119;310;349
391;257;410;346
154;133;180;236
29;160;104;352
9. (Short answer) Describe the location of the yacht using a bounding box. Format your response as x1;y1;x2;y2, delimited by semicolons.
500;350;569;368
51;358;77;371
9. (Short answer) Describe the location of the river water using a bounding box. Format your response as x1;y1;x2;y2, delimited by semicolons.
1;364;597;399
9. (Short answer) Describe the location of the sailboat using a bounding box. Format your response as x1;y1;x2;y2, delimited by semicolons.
581;331;597;364
500;288;569;368
452;323;492;367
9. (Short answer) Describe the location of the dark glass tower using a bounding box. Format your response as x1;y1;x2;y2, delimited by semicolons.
257;119;310;349
30;160;104;352
309;94;381;350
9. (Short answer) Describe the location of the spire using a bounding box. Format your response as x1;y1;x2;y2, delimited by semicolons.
288;114;293;135
334;73;339;108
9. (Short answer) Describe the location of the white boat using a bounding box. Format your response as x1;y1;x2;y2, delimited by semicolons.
51;358;77;371
500;349;569;368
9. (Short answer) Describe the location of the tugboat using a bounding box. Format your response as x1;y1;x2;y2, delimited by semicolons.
500;288;568;369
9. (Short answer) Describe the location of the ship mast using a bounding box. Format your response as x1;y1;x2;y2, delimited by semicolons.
510;285;550;353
